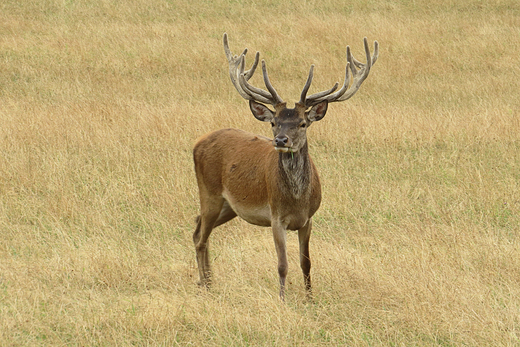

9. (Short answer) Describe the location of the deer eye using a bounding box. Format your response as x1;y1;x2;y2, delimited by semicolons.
299;123;307;128
270;122;275;127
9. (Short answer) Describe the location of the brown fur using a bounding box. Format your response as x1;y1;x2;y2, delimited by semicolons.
193;102;327;300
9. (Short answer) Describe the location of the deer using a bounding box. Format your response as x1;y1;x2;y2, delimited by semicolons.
192;33;378;300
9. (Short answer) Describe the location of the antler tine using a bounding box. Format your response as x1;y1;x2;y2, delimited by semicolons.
244;51;260;80
261;60;284;105
304;64;347;107
223;33;283;106
372;40;379;65
298;65;314;105
304;38;378;106
238;60;284;105
238;65;276;105
224;33;257;100
299;64;339;107
333;38;378;102
350;38;379;68
306;82;339;103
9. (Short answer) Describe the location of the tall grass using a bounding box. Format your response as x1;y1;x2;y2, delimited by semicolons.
1;0;520;345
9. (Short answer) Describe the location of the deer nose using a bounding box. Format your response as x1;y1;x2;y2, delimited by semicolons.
274;136;288;147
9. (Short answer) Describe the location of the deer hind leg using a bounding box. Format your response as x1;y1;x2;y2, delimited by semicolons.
212;200;237;228
298;219;312;299
272;220;288;301
194;200;237;231
193;197;225;288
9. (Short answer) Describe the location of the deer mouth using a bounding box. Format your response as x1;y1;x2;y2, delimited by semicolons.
274;146;293;153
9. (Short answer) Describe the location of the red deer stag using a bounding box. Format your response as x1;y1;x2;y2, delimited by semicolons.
193;33;378;300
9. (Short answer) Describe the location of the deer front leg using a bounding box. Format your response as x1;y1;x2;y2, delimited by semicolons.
272;220;288;301
298;219;312;299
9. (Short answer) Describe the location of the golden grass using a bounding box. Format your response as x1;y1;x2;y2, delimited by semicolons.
1;0;520;345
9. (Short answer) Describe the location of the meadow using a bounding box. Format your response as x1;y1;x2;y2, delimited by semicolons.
1;0;520;345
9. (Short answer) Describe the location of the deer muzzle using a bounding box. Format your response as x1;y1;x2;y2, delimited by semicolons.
273;135;293;152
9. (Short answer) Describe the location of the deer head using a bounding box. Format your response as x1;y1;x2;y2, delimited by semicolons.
223;33;379;153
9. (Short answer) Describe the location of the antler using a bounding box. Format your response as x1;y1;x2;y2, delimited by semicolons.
300;38;379;107
223;33;284;106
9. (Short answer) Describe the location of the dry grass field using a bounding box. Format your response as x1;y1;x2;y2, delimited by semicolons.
1;0;520;345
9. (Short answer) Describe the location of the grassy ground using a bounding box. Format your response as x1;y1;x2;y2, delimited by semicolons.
1;0;520;345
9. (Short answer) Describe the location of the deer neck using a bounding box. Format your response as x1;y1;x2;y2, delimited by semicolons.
278;142;311;199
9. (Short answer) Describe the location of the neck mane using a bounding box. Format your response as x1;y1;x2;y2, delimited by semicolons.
278;142;312;199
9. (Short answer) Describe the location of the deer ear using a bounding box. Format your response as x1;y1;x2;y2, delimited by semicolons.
249;100;275;122
306;101;328;122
